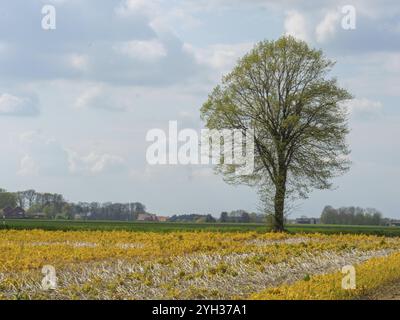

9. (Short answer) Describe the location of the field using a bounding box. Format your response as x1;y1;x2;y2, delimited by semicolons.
1;221;400;300
1;219;400;236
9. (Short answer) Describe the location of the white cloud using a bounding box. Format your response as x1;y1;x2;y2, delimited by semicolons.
16;131;69;176
0;93;39;116
74;86;101;109
67;150;127;175
346;98;383;117
16;130;128;177
183;42;253;72
0;1;198;87
114;39;167;61
116;0;201;33
17;155;39;177
68;54;89;71
316;11;340;43
115;0;160;17
340;52;400;97
74;84;132;112
150;7;202;32
284;10;309;41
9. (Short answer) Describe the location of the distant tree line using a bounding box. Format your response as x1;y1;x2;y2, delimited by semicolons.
169;214;216;223
0;188;18;209
219;210;267;223
168;210;268;224
0;188;146;221
71;202;146;221
320;206;384;226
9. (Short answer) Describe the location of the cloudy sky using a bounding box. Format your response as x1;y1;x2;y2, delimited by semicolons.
1;0;399;217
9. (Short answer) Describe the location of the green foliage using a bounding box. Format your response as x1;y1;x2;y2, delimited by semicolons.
13;188;147;221
1;219;400;237
303;274;311;281
169;214;216;223
320;206;383;225
0;190;17;209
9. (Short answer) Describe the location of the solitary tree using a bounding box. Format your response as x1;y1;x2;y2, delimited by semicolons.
201;36;351;232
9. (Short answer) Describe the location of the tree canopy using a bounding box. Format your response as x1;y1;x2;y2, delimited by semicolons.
201;36;352;231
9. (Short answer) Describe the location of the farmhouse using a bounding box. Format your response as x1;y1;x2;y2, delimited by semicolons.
2;206;26;219
157;216;169;222
295;216;319;224
26;212;47;219
137;213;158;221
388;219;400;227
73;214;85;220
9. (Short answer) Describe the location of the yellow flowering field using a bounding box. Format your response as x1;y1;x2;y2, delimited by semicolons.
0;229;399;299
250;251;400;300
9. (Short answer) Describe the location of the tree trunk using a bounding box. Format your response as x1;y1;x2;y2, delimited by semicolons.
272;169;287;232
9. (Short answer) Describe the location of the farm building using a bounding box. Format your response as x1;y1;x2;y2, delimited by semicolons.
295;216;320;224
26;212;47;219
2;206;26;219
137;213;158;221
388;219;400;227
157;216;169;222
